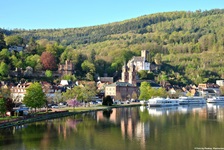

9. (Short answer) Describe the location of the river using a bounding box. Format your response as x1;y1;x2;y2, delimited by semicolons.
1;104;224;150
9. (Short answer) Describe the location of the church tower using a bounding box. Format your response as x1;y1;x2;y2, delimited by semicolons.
128;62;137;85
121;62;129;83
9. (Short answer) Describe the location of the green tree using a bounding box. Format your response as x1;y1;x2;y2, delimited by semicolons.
139;81;167;100
154;53;162;65
45;70;53;78
158;71;168;87
139;81;151;100
4;35;23;46
25;54;40;69
102;95;113;106
81;60;95;74
138;70;148;79
0;49;10;62
46;43;57;55
62;86;83;101
23;82;46;112
0;32;6;50
85;72;94;81
10;55;19;69
62;84;96;104
89;49;96;63
0;62;9;77
61;74;76;82
26;37;38;54
153;87;167;98
0;98;6;117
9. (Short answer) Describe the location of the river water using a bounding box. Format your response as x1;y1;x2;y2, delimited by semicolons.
1;104;224;150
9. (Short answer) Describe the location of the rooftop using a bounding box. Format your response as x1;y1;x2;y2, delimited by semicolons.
106;82;135;87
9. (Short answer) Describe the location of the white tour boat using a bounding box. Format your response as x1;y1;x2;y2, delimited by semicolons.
207;96;224;103
148;97;179;107
178;96;206;105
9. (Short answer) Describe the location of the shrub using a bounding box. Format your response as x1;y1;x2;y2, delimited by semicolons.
102;96;113;106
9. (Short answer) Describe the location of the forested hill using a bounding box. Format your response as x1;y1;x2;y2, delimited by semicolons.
1;9;224;85
2;9;224;46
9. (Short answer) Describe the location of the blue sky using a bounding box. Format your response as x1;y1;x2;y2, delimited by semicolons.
1;0;223;30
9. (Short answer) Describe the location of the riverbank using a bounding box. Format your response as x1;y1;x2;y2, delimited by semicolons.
0;103;141;129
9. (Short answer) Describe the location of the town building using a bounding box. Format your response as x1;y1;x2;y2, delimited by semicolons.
10;83;29;103
216;80;224;87
105;82;138;101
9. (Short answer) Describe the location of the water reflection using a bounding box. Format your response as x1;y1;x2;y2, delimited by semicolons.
146;104;208;116
1;105;224;150
207;103;224;121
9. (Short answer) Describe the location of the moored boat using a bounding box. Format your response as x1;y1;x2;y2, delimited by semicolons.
207;96;224;103
178;96;206;105
148;97;179;107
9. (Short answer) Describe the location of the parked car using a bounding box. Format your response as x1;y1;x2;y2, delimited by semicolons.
59;102;67;107
126;100;130;104
131;99;135;102
90;101;98;105
96;100;102;104
114;100;124;105
47;104;53;108
51;104;59;108
114;100;121;105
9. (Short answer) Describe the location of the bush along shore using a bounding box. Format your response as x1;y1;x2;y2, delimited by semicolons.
0;103;141;129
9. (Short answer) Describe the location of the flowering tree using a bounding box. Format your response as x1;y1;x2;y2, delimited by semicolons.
67;97;81;109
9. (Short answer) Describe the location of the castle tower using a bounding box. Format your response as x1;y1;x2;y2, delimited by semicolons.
141;50;149;62
58;60;74;76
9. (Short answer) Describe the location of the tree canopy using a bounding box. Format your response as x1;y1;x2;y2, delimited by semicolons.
139;81;167;100
40;52;57;70
23;82;46;111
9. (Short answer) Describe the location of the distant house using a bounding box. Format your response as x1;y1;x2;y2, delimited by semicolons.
8;46;24;52
200;88;220;98
216;80;224;87
98;77;113;84
198;83;219;90
42;81;63;103
10;83;29;103
60;80;69;86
